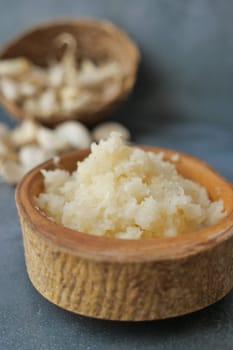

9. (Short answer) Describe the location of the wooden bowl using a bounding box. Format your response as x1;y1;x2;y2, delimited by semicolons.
15;147;233;321
0;19;139;126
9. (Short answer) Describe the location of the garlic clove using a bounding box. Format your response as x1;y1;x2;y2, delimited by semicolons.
59;86;80;101
47;63;64;88
19;82;37;97
22;98;39;116
36;127;68;152
56;121;92;149
92;122;130;142
77;62;123;88
0;57;30;77
55;33;78;86
0;77;20;101
19;145;54;172
24;66;47;88
60;91;92;114
37;89;58;118
0;159;25;184
10;119;39;147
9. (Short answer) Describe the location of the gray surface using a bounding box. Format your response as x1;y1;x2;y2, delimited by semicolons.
0;0;233;349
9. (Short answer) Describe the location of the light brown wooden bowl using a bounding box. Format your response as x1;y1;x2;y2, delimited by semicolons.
0;19;139;126
15;147;233;321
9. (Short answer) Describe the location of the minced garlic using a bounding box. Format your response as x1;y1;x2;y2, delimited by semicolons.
36;133;226;239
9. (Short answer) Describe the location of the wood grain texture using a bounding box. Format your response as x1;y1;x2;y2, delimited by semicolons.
15;147;233;321
0;19;139;126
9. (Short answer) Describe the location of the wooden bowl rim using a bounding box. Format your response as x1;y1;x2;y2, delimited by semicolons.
15;146;233;263
0;17;140;63
0;17;140;126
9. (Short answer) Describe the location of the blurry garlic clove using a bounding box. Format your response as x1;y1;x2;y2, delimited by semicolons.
37;89;58;117
37;127;68;152
10;119;39;147
61;91;92;114
55;33;78;86
22;98;39;116
0;78;20;101
81;59;96;73
78;62;123;88
0;57;30;77
92;122;130;142
19;145;53;172
25;66;48;88
47;63;64;88
56;121;92;149
19;82;37;97
59;86;79;100
0;159;25;184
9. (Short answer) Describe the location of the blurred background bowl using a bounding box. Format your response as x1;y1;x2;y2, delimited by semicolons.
0;18;140;127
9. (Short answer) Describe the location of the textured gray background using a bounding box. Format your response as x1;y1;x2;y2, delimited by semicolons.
0;0;233;349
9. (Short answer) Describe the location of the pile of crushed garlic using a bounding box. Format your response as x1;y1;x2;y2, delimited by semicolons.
0;119;130;184
0;33;124;120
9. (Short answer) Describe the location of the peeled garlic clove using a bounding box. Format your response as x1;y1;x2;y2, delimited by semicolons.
37;127;68;152
61;91;92;114
56;121;92;149
10;119;39;147
59;86;79;100
78;62;123;88
47;63;64;87
25;66;47;88
19;82;37;97
0;57;30;77
19;145;53;172
22;98;39;116
0;160;25;184
92;122;130;142
0;78;20;101
55;33;78;86
37;89;58;117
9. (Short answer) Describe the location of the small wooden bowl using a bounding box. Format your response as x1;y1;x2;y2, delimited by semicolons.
15;147;233;321
0;19;139;126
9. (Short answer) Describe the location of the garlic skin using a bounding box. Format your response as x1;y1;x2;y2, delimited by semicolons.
92;122;130;142
56;121;92;149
